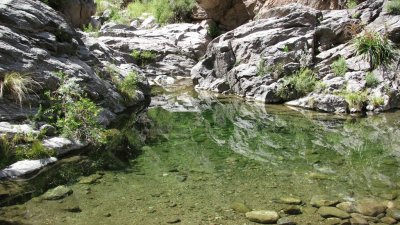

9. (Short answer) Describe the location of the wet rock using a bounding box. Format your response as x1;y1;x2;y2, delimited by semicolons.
277;217;296;225
311;195;339;207
0;157;58;179
282;206;302;215
39;124;56;136
336;202;357;213
380;216;397;224
356;199;387;217
350;213;380;223
41;185;73;200
104;212;112;217
278;197;302;205
64;205;82;213
318;207;350;219
231;202;251;213
245;210;280;224
387;208;400;220
350;214;368;225
325;217;343;225
166;217;181;224
176;174;187;182
78;173;103;184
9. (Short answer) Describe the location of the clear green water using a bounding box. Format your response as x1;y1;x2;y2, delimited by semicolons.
1;92;400;224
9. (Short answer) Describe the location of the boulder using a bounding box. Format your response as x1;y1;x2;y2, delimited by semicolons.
42;137;87;156
0;157;58;179
318;206;351;219
41;185;73;200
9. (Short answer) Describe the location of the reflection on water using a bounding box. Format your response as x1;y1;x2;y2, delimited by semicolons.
1;86;400;224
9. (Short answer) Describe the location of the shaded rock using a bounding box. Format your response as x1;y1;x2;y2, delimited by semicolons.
166;217;181;224
337;202;357;213
39;124;57;136
278;197;302;205
277;217;296;225
387;208;400;220
311;195;340;207
318;207;350;219
41;185;73;200
245;210;280;224
350;214;369;225
282;206;302;215
0;157;58;179
356;199;387;217
325;218;343;225
380;216;397;225
231;202;251;213
78;173;103;184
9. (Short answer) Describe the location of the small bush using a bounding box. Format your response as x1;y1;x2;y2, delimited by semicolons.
131;50;156;66
0;135;14;168
354;31;397;70
15;141;55;160
365;72;379;88
386;0;400;15
0;72;37;105
346;0;358;8
207;23;221;39
118;71;138;99
331;56;348;76
277;68;317;100
369;95;385;107
343;91;367;111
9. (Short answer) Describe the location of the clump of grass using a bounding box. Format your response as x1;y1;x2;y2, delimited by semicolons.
131;50;156;66
117;71;138;99
15;141;55;160
83;23;99;36
365;72;380;88
346;0;358;9
386;0;400;15
207;23;221;39
369;95;385;107
354;31;397;70
256;58;266;77
0;72;37;105
331;56;347;76
342;91;368;111
277;68;317;100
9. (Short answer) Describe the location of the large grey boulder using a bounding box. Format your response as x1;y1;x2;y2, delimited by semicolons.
0;0;150;121
0;157;58;179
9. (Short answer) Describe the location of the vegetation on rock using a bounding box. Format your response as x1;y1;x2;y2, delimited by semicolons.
277;68;317;100
0;72;37;106
386;0;400;15
131;50;156;66
365;72;380;88
331;56;348;76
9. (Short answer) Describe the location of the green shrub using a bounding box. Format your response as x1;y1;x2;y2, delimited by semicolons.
365;72;379;88
0;72;37;105
207;23;221;39
343;91;367;111
131;50;156;66
386;0;400;15
118;71;138;99
369;95;385;107
331;56;348;76
354;31;397;70
0;135;14;168
256;58;266;77
15;141;55;160
346;0;358;8
57;97;105;144
277;68;317;100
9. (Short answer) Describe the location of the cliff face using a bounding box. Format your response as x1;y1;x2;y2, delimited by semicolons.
195;0;353;30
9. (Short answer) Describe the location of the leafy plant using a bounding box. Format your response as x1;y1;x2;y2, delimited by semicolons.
15;141;55;160
131;50;156;66
282;45;290;53
277;68;317;100
354;31;397;70
118;71;138;99
365;72;379;88
207;23;221;39
343;91;368;111
369;95;385;107
386;0;400;15
331;56;348;76
0;72;37;105
0;135;14;169
346;0;358;8
83;23;99;36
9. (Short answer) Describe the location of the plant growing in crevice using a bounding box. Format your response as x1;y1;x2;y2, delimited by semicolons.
0;72;38;106
369;95;385;107
277;68;317;100
131;50;156;66
386;0;400;15
117;71;138;100
365;72;380;87
207;23;221;39
354;31;397;70
331;56;348;76
256;58;267;77
342;91;368;111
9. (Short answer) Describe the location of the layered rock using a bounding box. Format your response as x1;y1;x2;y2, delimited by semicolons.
0;0;150;121
42;0;96;27
192;0;400;113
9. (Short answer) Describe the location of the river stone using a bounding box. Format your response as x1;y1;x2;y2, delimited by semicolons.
318;207;350;219
79;173;103;184
380;216;397;224
283;206;302;215
41;185;73;200
356;199;387;217
278;197;302;205
231;202;251;213
245;210;280;224
277;217;296;225
166;217;181;224
387;209;400;220
336;202;357;213
325;218;343;225
311;195;339;207
350;214;369;225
